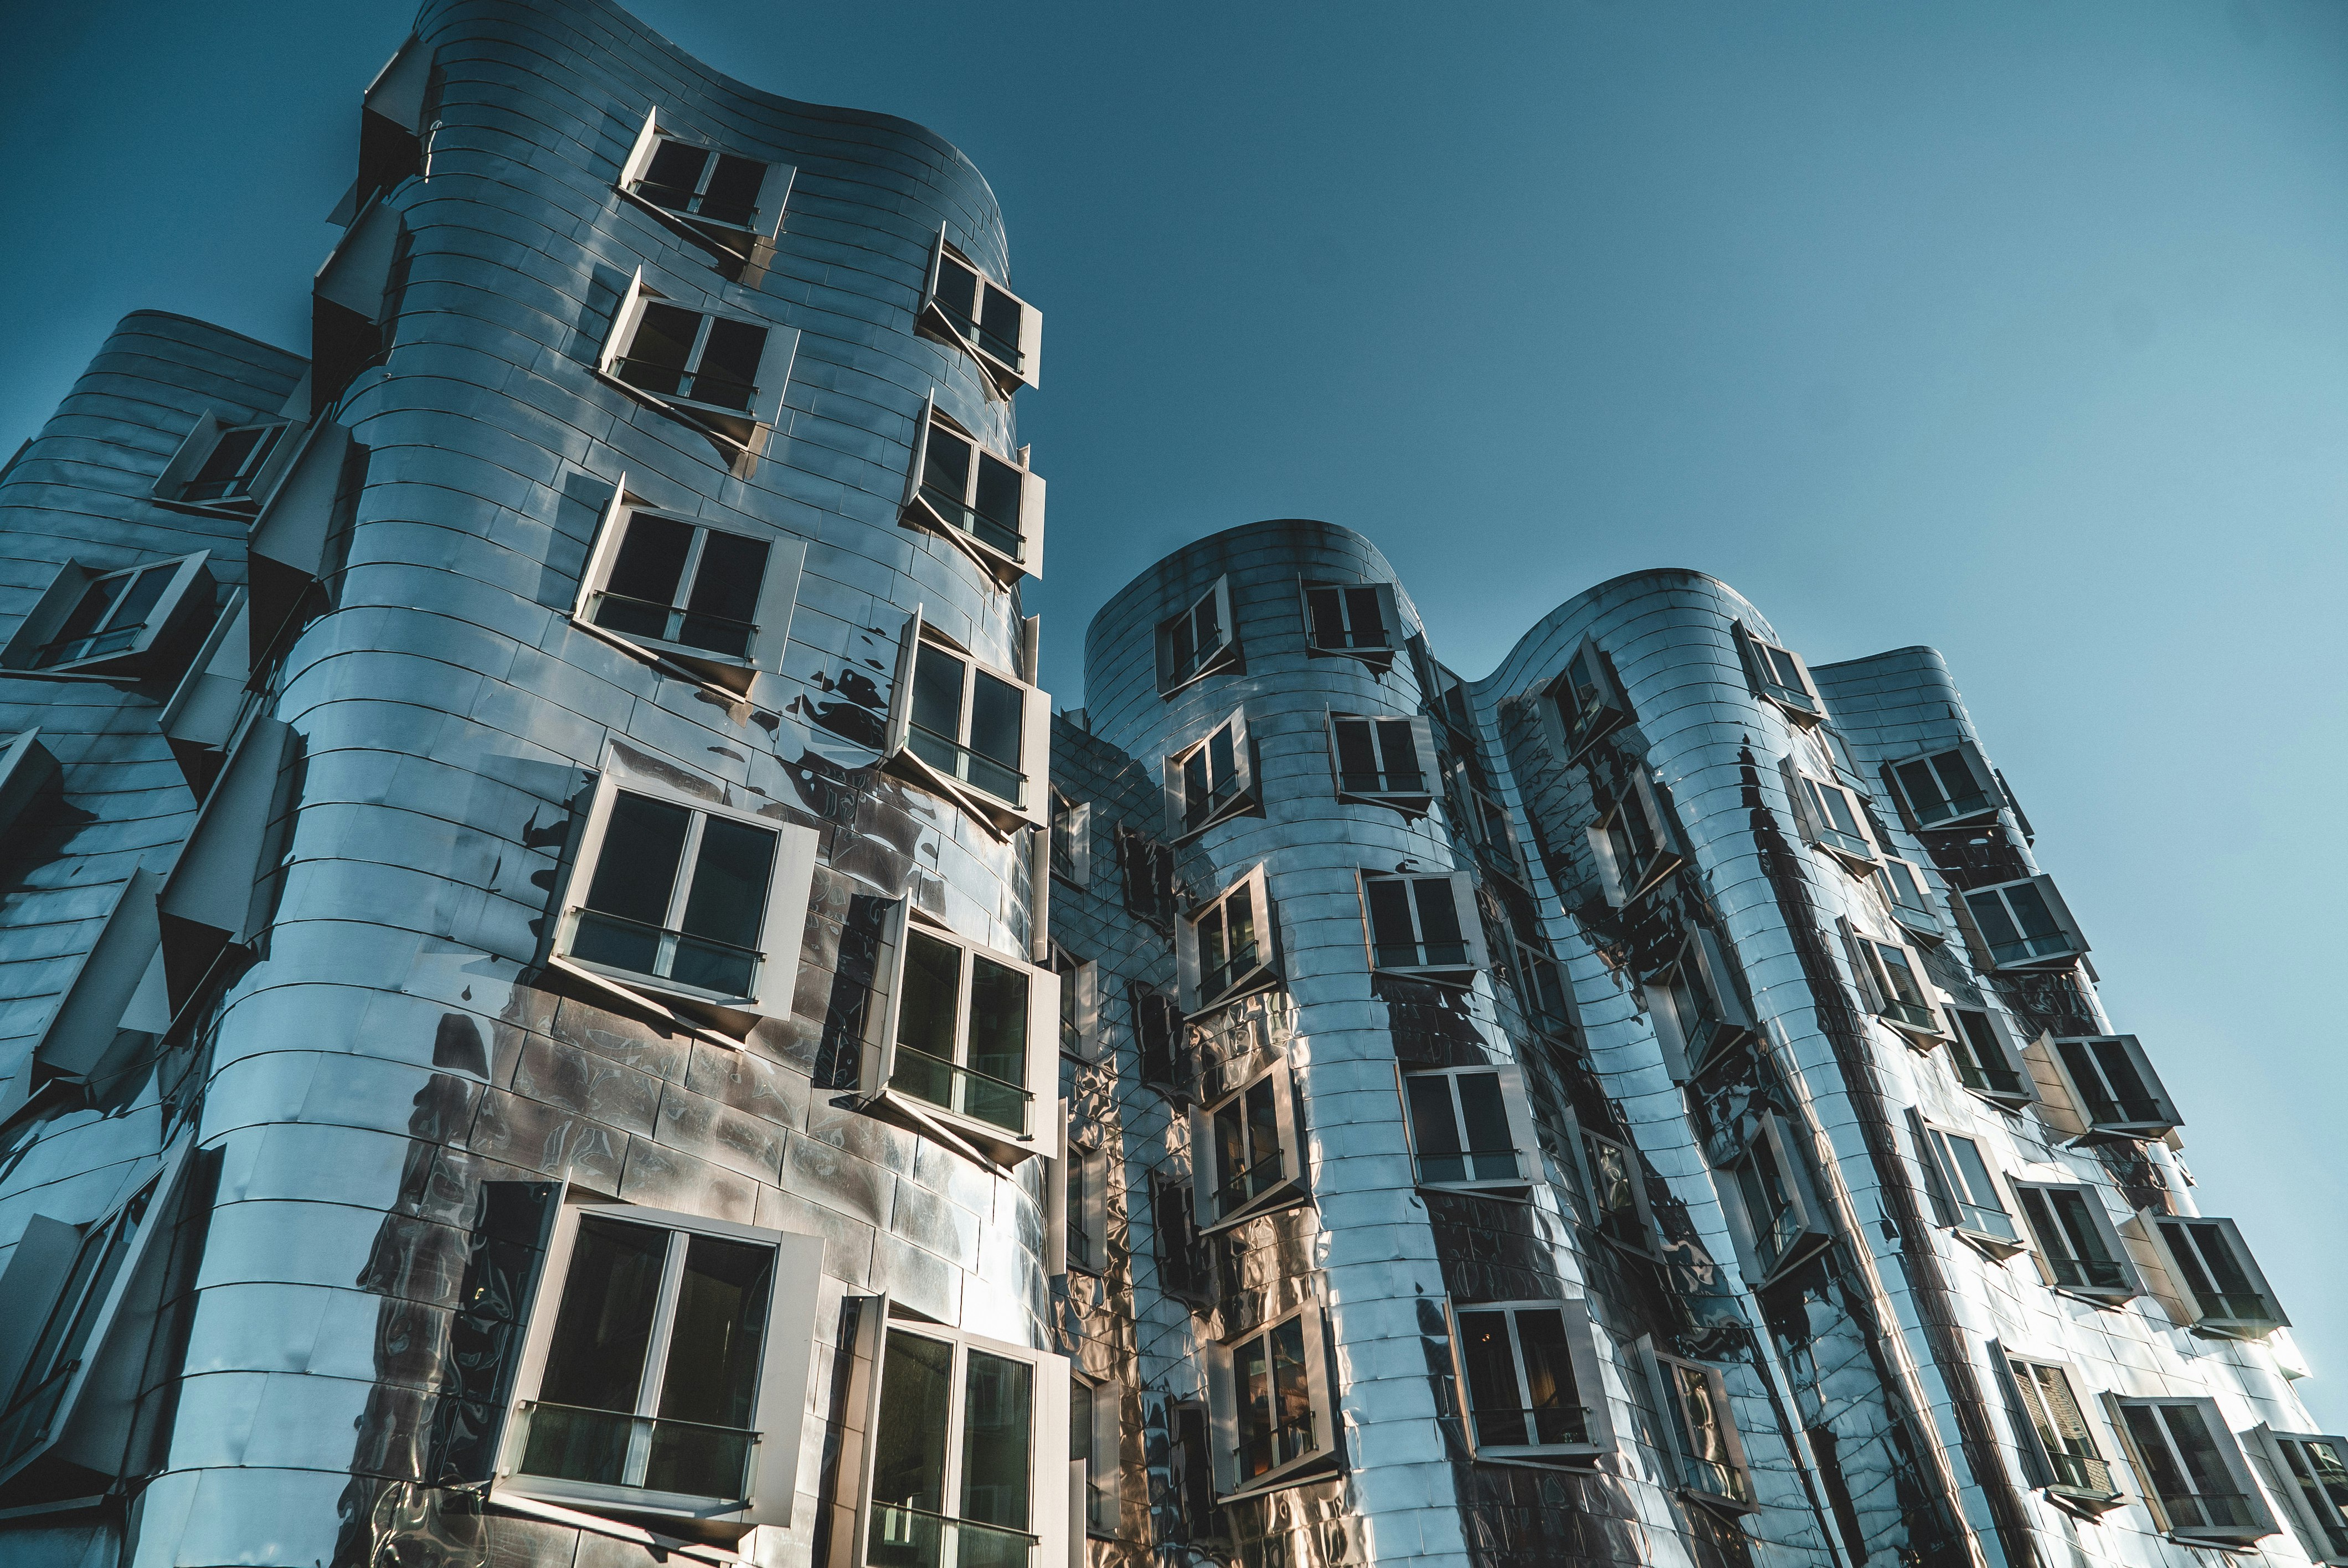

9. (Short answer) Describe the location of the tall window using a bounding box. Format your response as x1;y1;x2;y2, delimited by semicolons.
2050;1035;2177;1137
1590;772;1679;905
1916;1121;2020;1250
1727;1116;1830;1282
2114;1398;2277;1543
2149;1216;2284;1333
1546;636;1628;760
1647;1349;1754;1509
1644;927;1753;1080
1131;982;1188;1097
1210;1307;1337;1496
2004;1355;2115;1502
1049;795;1090;887
1118;827;1177;927
1157;578;1236;693
2012;1183;2135;1299
1944;1006;2030;1103
1178;866;1276;1015
1192;1059;1302;1230
1151;1172;1212;1304
888;614;1047;831
576;491;801;686
1846;926;1940;1038
1063;1145;1108;1275
1888;742;1998;828
1451;1302;1608;1459
1300;580;1398;663
867;1324;1049;1568
921;234;1042;395
1738;626;1821;718
892;929;1035;1136
1069;1375;1119;1535
1361;872;1484;979
1961;876;2087;969
1056;953;1099;1060
1513;940;1573;1037
907;400;1043;582
1327;714;1432;802
1574;1125;1650;1254
1166;709;1255;838
1875;855;1939;936
2260;1430;2348;1562
1403;1066;1535;1192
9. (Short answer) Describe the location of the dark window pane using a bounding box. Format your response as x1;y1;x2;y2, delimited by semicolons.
965;955;1029;1132
977;283;1024;368
921;427;974;513
575;793;691;975
673;816;776;994
1333;719;1379;793
673;529;768;658
1366;880;1416;967
693;318;766;410
1413;880;1467;966
621;303;701;395
891;931;961;1110
599;513;694;639
909;644;967;775
529;1216;666;1488
873;1330;954;1521
971;455;1023;558
966;671;1024;802
1515;1310;1583;1445
646;1233;774;1497
1343;586;1387;647
1374;719;1421;790
698;153;766;225
932;257;980;335
640;141;710;210
1456;1310;1526;1449
1405;1076;1464;1184
1455;1072;1517;1181
961;1350;1032;1530
1306;587;1345;648
1244;1078;1281;1200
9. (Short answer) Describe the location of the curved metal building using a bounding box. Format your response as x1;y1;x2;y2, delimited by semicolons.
0;6;2335;1568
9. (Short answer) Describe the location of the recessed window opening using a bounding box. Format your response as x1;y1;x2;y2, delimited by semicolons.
1964;879;2079;967
1654;1353;1753;1507
912;641;1027;808
2015;1185;2131;1296
1302;581;1393;656
931;251;1029;379
1049;795;1089;886
1857;936;1938;1034
1209;1074;1284;1223
1946;1008;2028;1101
1548;637;1626;758
1229;1315;1317;1487
2053;1036;2175;1135
1364;875;1472;971
1180;724;1243;833
2269;1433;2348;1560
179;422;287;507
1876;857;1937;930
1579;1128;1647;1252
0;1180;155;1473
1799;772;1874;862
1514;941;1572;1035
37;563;186;669
569;791;777;999
869;1327;1038;1568
889;927;1034;1137
1331;715;1426;797
2120;1400;2264;1537
634;140;768;230
914;409;1032;566
616;303;768;412
588;511;770;662
2006;1356;2114;1500
1920;1126;2018;1245
1747;635;1819;715
1199;888;1259;1004
2154;1218;2278;1328
1599;785;1667;894
1454;1304;1593;1454
1158;579;1234;693
1736;1129;1806;1266
1403;1069;1523;1188
1893;746;1997;827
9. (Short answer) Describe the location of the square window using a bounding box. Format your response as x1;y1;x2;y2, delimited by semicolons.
500;1200;826;1531
1639;1343;1757;1512
574;483;804;692
920;230;1043;396
2046;1034;2179;1139
1736;624;1823;719
1326;712;1435;807
2109;1396;2279;1544
1885;741;2000;829
2253;1427;2348;1564
598;269;798;449
1401;1065;1538;1193
1721;1114;1833;1283
1359;871;1487;982
1188;1056;1306;1232
1207;1305;1339;1497
2001;1353;2120;1505
1049;795;1090;888
1782;756;1877;870
2139;1214;2287;1338
887;612;1051;834
2;553;217;678
1417;648;1476;739
2010;1182;2138;1301
1959;875;2087;971
1943;1005;2032;1106
1910;1113;2025;1255
1448;1299;1614;1463
1299;579;1399;667
1840;920;1944;1041
1157;576;1238;694
158;416;296;515
1642;926;1754;1081
904;397;1045;585
1176;865;1279;1015
1589;770;1682;906
1543;636;1630;762
1165;708;1258;842
857;902;1060;1163
1873;855;1941;940
616;109;793;258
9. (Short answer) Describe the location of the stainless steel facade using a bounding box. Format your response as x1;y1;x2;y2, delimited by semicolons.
0;7;2331;1568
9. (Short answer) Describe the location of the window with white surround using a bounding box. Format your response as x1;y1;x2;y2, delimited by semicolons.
616;109;792;257
1886;741;1999;829
2253;1427;2348;1564
1874;855;1940;940
1299;579;1398;666
1590;770;1681;905
2002;1353;2119;1505
1736;624;1822;719
1571;1122;1652;1254
2047;1035;2179;1139
858;1312;1069;1568
1944;1005;2032;1105
1360;871;1486;981
1207;1304;1338;1497
1721;1114;1832;1284
2139;1214;2287;1337
1049;794;1089;887
1544;636;1629;762
920;230;1042;396
2109;1396;2279;1544
1960;875;2088;970
1912;1116;2024;1254
554;747;820;1032
497;1200;823;1529
1056;950;1100;1061
1639;1343;1756;1511
1448;1299;1613;1463
154;413;297;515
1177;865;1278;1015
887;611;1049;833
574;481;804;691
1401;1066;1538;1194
2;553;217;677
2011;1182;2137;1301
1643;927;1753;1081
1165;709;1256;840
1189;1056;1305;1232
1069;1374;1120;1536
1326;712;1434;807
1783;756;1877;870
904;396;1044;585
1841;921;1943;1041
1512;939;1574;1038
599;270;797;449
1157;577;1236;694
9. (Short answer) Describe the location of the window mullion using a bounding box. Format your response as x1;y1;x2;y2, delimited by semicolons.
625;1228;692;1486
941;1339;968;1525
1506;1313;1536;1432
660;812;707;978
671;527;711;639
952;947;976;1115
685;313;715;380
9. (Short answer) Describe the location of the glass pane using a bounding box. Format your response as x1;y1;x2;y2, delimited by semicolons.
525;1216;667;1484
673;816;776;995
1244;1077;1282;1201
1932;750;1991;814
1191;597;1221;661
39;576;127;666
621;302;702;395
2090;1038;2163;1123
872;1330;954;1558
1069;1378;1094;1468
1896;757;1953;822
1738;1136;1801;1263
971;455;1023;558
921;427;975;514
1412;879;1468;966
1222;887;1257;979
1586;1134;1640;1248
1306;586;1345;648
1269;1317;1312;1467
2050;1188;2126;1291
1207;726;1237;807
599;513;694;639
646;1234;774;1498
1235;1329;1274;1478
1182;747;1212;829
1455;1311;1526;1450
699;153;766;225
977;284;1023;368
960;1351;1033;1530
678;530;768;657
964;956;1030;1132
2125;1405;2195;1514
1342;587;1387;648
2002;883;2064;948
966;672;1024;802
186;424;267;496
1366;879;1418;967
1213;1097;1249;1216
2164;1404;2252;1524
1404;1076;1465;1184
639;141;710;210
1373;719;1422;791
1455;1072;1518;1182
932;257;981;334
891;931;962;1109
1333;719;1381;793
1964;889;2025;956
909;643;967;776
573;793;691;976
1514;1309;1584;1446
692;318;765;410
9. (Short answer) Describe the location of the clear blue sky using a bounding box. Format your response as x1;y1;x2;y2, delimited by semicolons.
5;1;2345;1419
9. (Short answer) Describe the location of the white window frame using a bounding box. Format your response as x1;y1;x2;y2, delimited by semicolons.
616;106;795;254
885;608;1051;835
1056;948;1101;1061
903;393;1045;585
1589;768;1682;906
1874;854;1942;941
856;901;1059;1165
1911;1113;2026;1257
573;476;806;692
1511;938;1574;1039
1049;793;1090;888
1165;706;1257;843
2135;1213;2288;1338
1445;1297;1614;1464
1188;1054;1306;1234
1156;576;1237;695
1542;635;1629;762
1638;1342;1758;1513
1398;1064;1539;1195
1569;1119;1655;1256
553;747;818;1034
1959;875;2089;971
598;267;799;448
495;1196;825;1528
1642;926;1754;1081
1886;741;2001;830
1;551;217;677
1358;870;1488;983
1781;755;1878;872
1944;1004;2033;1107
2046;1034;2179;1140
2252;1426;2348;1565
2010;1182;2139;1303
1206;1302;1339;1499
1326;711;1436;808
1719;1113;1834;1285
1176;864;1279;1015
846;1303;1070;1568
1736;623;1824;720
2107;1395;2280;1545
1070;1371;1121;1537
1298;577;1399;667
2001;1351;2122;1508
152;410;299;517
1840;919;1945;1043
919;228;1043;396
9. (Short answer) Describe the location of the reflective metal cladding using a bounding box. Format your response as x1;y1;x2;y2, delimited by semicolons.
0;4;2329;1568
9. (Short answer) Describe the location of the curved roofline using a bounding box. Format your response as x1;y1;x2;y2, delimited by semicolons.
110;310;306;364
